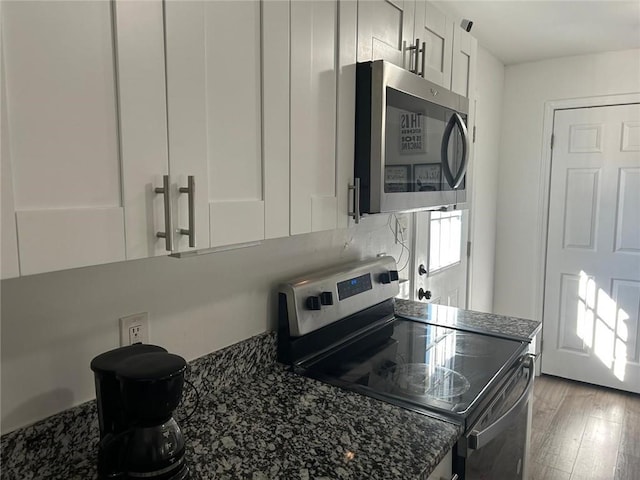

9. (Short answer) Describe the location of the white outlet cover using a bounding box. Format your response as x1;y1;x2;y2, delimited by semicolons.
119;312;149;346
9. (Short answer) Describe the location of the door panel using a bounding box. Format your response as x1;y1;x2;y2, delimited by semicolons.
615;168;640;252
210;200;264;247
542;104;640;393
290;0;338;235
562;168;599;249
2;1;126;275
357;0;415;69
451;26;476;98
263;0;291;239
114;0;170;260
165;0;265;250
16;208;125;275
1;48;19;279
413;2;452;87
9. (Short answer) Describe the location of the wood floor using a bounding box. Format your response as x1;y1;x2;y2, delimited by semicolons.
529;374;640;480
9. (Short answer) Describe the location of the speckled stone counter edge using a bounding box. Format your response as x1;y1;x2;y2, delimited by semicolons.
0;331;277;474
394;298;542;342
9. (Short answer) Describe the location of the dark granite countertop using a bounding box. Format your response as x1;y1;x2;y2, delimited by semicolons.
395;298;541;342
1;332;462;480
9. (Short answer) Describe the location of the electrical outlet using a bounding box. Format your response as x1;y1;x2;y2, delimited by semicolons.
119;312;149;346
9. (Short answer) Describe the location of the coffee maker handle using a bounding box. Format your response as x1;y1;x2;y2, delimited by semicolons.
98;430;131;479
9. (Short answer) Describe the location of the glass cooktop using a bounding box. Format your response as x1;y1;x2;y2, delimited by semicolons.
299;317;526;420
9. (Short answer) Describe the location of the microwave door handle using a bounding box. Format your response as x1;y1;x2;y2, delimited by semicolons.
468;355;536;450
441;115;457;188
440;113;469;190
452;113;470;189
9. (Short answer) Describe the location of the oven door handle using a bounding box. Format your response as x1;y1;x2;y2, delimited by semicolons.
468;355;535;450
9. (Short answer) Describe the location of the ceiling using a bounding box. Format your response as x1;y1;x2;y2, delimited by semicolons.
433;1;640;65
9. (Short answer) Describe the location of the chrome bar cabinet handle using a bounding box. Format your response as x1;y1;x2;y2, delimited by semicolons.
155;175;173;252
348;178;361;224
179;175;196;248
419;41;426;78
406;40;419;74
413;38;420;74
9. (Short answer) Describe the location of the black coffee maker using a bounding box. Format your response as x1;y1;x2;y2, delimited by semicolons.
91;344;190;480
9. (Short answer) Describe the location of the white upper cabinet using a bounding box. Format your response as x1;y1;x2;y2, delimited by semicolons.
164;1;263;250
356;0;476;98
163;0;289;250
1;43;19;279
414;1;454;88
1;1;171;277
451;24;478;99
2;1;126;276
288;0;358;234
113;1;171;261
290;0;339;235
357;0;416;69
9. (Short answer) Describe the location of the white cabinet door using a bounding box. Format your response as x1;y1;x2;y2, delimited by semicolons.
164;0;267;250
451;24;477;99
1;45;19;279
263;1;291;240
1;1;171;277
2;1;125;276
290;0;339;235
357;0;416;70
113;0;171;261
413;1;453;88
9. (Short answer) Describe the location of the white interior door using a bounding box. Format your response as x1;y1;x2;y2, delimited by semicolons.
542;104;640;394
413;209;469;308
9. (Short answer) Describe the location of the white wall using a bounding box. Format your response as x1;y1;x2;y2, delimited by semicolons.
494;49;640;319
0;215;406;434
467;46;504;313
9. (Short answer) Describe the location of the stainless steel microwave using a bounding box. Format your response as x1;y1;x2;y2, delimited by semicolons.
354;60;470;215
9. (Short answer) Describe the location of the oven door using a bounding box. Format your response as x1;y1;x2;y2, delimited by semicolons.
455;355;535;480
355;60;470;215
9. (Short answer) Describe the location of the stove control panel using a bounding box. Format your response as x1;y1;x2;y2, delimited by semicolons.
280;256;400;337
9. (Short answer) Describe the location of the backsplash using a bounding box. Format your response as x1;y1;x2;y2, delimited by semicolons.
1;214;409;434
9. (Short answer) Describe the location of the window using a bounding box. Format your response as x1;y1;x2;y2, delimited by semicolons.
428;211;462;273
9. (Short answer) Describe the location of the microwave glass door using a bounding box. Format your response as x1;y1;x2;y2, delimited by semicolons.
384;87;467;198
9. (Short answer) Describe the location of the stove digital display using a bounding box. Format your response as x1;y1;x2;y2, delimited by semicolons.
337;273;373;300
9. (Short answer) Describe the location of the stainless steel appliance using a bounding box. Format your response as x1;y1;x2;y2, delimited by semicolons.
353;60;470;217
278;256;534;479
91;345;190;480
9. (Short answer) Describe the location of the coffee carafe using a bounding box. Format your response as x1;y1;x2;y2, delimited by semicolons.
91;345;190;480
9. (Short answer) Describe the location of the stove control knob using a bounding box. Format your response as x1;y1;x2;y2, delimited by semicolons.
320;291;334;306
306;296;321;311
379;270;399;284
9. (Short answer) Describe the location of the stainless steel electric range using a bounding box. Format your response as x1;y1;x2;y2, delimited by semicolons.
278;256;534;480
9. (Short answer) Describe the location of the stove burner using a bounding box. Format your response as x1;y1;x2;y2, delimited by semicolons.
388;363;471;399
453;334;494;357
